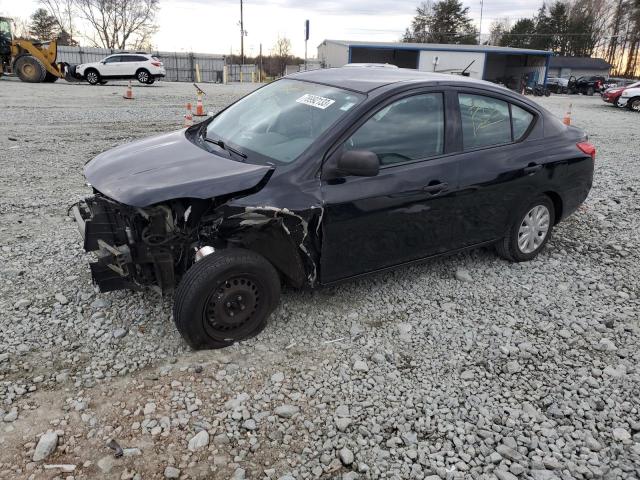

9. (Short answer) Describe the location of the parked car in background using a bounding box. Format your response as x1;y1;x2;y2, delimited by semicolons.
602;81;640;106
568;75;606;95
547;76;569;94
75;53;165;85
617;85;640;111
71;68;595;349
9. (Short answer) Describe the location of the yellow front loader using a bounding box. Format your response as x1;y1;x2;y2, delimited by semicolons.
1;17;75;83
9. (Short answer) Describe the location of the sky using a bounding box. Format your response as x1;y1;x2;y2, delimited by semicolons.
0;0;542;57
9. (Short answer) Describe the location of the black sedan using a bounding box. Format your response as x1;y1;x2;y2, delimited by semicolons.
72;67;595;349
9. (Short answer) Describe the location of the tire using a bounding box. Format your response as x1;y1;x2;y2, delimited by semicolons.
85;69;100;85
173;248;281;350
587;87;594;96
496;195;555;262
628;97;640;112
15;55;46;83
43;72;58;83
99;80;108;85
146;77;155;85
136;69;150;84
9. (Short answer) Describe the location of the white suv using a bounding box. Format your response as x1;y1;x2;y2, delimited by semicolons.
76;53;166;85
618;86;640;111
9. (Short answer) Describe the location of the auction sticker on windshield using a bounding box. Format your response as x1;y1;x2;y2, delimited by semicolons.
296;94;336;110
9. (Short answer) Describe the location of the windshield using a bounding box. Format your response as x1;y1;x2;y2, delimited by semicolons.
206;79;364;165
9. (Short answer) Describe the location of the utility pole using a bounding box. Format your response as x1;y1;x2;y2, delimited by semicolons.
478;0;484;45
259;43;263;82
304;20;309;71
240;0;244;65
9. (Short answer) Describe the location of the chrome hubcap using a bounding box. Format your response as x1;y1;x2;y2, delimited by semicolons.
139;72;148;82
632;100;640;111
87;72;97;82
518;205;550;254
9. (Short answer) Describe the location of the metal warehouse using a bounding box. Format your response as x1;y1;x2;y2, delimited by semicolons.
318;40;553;88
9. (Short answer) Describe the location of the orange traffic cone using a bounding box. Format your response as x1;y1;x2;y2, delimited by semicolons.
195;92;205;116
562;103;572;125
123;80;133;100
184;103;193;127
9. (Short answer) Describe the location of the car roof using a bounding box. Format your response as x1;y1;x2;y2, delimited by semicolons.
287;66;491;94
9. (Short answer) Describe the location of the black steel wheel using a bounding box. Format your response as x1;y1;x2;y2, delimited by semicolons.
173;248;280;350
496;195;555;262
15;55;46;83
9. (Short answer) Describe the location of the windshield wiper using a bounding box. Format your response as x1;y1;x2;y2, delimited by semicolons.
204;136;247;159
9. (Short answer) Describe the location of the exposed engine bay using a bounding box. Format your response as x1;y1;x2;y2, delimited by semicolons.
72;193;319;294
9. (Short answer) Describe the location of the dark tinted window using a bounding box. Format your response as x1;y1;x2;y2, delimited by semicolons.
459;93;511;150
104;56;122;63
345;93;444;165
511;104;534;140
123;55;147;62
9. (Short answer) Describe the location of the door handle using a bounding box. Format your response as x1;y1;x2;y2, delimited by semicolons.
422;182;449;194
523;164;543;175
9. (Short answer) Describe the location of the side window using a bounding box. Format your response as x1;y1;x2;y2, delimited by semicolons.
104;56;121;64
344;93;444;166
511;104;534;140
458;93;511;150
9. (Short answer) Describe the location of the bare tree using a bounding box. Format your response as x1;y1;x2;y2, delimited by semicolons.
487;18;510;45
272;36;292;76
74;0;159;50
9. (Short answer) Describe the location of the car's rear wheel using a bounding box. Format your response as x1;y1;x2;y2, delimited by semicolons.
173;248;281;350
496;196;555;262
85;69;100;85
146;77;155;85
136;69;150;84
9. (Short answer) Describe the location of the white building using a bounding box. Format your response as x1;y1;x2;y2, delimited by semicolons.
318;40;553;87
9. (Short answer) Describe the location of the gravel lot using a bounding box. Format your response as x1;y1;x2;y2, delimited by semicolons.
0;78;639;480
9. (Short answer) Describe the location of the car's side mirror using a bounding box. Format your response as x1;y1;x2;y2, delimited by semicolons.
337;150;379;177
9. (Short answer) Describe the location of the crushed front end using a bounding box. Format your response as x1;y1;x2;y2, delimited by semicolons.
71;194;199;293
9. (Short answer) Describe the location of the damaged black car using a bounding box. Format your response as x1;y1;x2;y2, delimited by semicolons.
72;67;595;349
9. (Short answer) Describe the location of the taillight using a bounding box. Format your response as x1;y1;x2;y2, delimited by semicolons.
577;142;596;161
151;61;162;66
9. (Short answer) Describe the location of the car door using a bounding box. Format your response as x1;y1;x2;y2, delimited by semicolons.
450;91;556;249
100;55;122;77
320;90;460;284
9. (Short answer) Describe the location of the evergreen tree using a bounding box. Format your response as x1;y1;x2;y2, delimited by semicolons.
500;18;536;48
29;8;58;40
403;0;477;45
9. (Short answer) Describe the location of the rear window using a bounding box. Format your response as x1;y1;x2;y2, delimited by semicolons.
511;105;534;140
458;93;535;149
459;94;511;149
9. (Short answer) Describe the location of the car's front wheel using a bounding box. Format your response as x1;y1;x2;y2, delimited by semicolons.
85;69;100;85
173;248;281;350
496;195;555;262
136;69;150;84
628;97;640;112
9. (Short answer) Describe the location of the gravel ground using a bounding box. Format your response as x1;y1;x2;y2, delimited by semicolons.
0;78;639;480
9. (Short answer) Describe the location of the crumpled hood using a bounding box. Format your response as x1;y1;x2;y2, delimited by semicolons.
84;129;272;207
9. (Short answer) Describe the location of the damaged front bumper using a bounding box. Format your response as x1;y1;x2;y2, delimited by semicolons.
71;197;138;292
